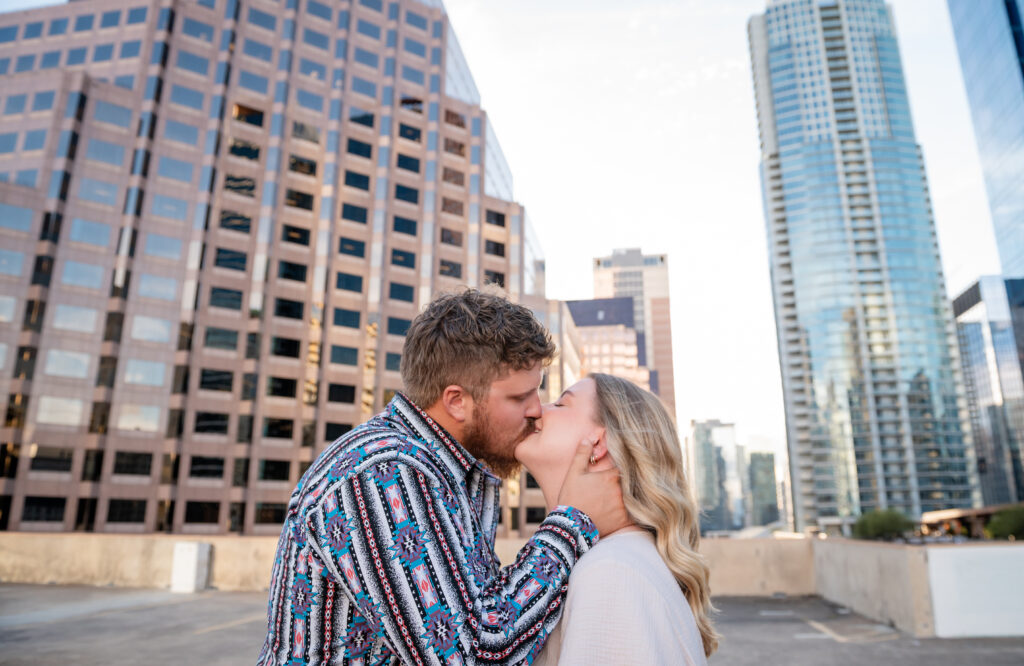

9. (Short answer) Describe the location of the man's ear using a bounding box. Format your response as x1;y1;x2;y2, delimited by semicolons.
440;384;474;424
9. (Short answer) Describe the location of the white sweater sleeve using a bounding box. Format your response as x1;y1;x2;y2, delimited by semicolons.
555;558;703;666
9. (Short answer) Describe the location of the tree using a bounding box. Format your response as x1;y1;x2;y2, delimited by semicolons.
987;506;1024;540
853;509;914;541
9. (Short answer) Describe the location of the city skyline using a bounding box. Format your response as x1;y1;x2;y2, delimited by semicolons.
2;0;1005;484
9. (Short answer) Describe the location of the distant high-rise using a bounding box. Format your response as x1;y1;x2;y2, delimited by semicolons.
748;451;780;526
593;248;674;414
953;277;1024;505
947;0;1024;275
749;0;979;532
688;419;745;532
0;0;535;534
566;297;650;392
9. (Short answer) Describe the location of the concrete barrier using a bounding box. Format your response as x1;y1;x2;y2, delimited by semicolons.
702;536;816;597
926;543;1024;638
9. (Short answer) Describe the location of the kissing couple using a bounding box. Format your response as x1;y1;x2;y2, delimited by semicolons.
258;289;716;665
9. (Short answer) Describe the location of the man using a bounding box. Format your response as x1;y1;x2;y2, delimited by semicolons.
258;289;626;665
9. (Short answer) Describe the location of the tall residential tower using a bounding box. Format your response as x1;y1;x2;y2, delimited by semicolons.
749;0;978;532
0;0;537;534
947;0;1024;275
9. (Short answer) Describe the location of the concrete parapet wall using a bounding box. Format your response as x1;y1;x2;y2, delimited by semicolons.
926;543;1024;638
702;537;816;597
812;538;933;637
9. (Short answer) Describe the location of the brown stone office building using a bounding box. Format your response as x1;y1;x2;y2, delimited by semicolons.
0;0;542;535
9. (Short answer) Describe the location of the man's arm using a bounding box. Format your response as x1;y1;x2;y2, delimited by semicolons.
305;458;598;665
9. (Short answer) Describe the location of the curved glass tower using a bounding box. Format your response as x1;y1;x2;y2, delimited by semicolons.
749;0;980;532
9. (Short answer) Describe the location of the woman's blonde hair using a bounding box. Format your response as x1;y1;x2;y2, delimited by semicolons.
590;373;719;656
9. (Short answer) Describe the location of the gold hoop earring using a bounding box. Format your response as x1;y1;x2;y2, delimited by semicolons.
589;455;596;465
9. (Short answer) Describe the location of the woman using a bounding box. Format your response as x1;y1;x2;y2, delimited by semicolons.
517;373;717;665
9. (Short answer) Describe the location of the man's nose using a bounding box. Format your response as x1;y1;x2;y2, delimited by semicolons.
524;394;543;420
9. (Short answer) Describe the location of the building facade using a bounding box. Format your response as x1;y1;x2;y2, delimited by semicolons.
593;248;674;415
747;451;780;526
947;0;1024;276
687;419;746;533
953;277;1024;506
749;0;978;532
0;0;536;534
565;296;650;392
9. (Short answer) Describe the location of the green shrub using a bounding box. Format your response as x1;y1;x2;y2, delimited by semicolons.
853;509;915;540
987;506;1024;540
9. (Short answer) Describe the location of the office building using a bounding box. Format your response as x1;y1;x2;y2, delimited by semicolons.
688;419;747;533
947;0;1024;275
749;0;978;532
953;277;1024;505
748;451;780;526
593;248;675;414
0;0;535;534
565;296;650;392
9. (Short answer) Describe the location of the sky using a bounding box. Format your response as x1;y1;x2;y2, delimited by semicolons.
3;0;1002;468
442;0;1001;466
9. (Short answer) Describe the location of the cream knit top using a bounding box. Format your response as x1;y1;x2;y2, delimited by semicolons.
534;529;709;666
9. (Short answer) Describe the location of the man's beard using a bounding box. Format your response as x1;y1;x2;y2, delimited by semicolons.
462;402;533;480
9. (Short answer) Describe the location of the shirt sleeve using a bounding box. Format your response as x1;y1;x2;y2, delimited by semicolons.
305;458;599;665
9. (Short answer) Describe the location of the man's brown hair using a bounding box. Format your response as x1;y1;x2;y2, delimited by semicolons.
400;288;556;407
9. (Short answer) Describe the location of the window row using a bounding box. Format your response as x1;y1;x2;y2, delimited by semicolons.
0;40;143;75
0;8;147;43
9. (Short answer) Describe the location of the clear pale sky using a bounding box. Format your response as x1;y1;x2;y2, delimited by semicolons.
5;0;1002;467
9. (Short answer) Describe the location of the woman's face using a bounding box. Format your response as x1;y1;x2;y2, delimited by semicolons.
514;378;603;492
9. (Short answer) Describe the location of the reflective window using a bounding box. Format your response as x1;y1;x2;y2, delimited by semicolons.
406;11;428;30
302;28;329;51
395;184;419;204
267;377;297;397
108;499;146;523
23;21;43;38
190;456;224;479
22;497;66;522
117;404;160;432
157;156;193;183
441;228;463;246
200;369;233;392
61;261;103;289
49;18;69;35
53;305;98;333
278;261;307;282
403;37;426;58
342;204;368;224
356;19;381;40
327;384;356;403
336;272;363;292
391;249;415;268
151;194;188;221
387;317;411;336
389;282;414;302
144;233;182;260
401;65;424;86
397;154;420;172
120;41;141;59
210;287;243;310
32;90;55;111
239;70;269;94
296;89;323;112
344;171;370;190
30;446;73;472
67;48;86;65
248;7;276;31
74;14;94;31
86;138;125;166
164;119;198;145
243;38;273;62
78;178;119;207
349;106;374;127
131;315;172;343
233;103;264;127
94;100;132;128
292;120;320;143
126;7;147;24
288;154;317;176
385;352;401;372
224;174;256;197
339;238;365;257
484;270;505;288
195;412;229;434
44;349;90;378
69;218;111;247
398;123;421;142
219;210;252;233
204;327;238;350
347;138;373;158
214;248;247;271
93;43;114;62
0;295;15;322
271;336;300;357
169;84;204;110
36;396;84;426
486;209;506;227
138;274;177;301
285;189;314;210
228;137;261;161
182;17;214;42
333;308;360;328
354;47;379;69
40;50;60;68
176;49;210;76
0;133;16;153
485;240;506;257
274;298;304;319
352;76;377;98
282;225;310;246
393;216;417;235
439;259;462;278
0;250;22;276
124;359;166;386
4;94;27;115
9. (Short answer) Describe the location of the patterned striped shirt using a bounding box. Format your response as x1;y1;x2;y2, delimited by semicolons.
257;393;599;665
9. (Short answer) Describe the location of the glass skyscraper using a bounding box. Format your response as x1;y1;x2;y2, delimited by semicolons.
749;0;979;533
0;0;537;534
947;0;1024;276
953;277;1024;506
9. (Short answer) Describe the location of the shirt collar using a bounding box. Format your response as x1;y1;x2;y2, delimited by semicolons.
386;392;499;485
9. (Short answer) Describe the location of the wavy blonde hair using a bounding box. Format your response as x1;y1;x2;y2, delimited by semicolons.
591;373;719;656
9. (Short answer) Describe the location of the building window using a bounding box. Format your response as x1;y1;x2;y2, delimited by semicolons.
219;210;252;233
344;171;370;191
267;377;298;398
210;287;243;310
395;184;418;204
484;270;506;288
113;452;152;476
330;346;358;366
123;359;165;387
328;384;356;403
439;259;462;279
389;283;414;302
82;450;103;482
442;167;465;187
232;458;249;487
22;497;66;522
195;412;230;434
397;154;420;173
444;109;467;128
347;138;373;158
441;228;463;246
224;175;256;198
400;96;423;113
325;423;352;441
233;103;264;127
292;120;320;143
282;225;310;246
336;272;363;292
349;107;374;127
485;240;506;257
333;308;360;329
387;317;411;336
342;204;368;224
393;216;417;236
130;315;172;343
285;188;314;210
185;501;219;523
29;446;73;472
214;248;248;272
486;210;506;227
278;261;307;282
255;503;286;524
228;137;261;161
189;456;224;478
391;250;415;268
263;418;294;439
108;499;146;523
444;138;466;157
398;123;421;142
199;369;233;392
237;415;253;443
441;198;464;216
259;459;291;481
288;155;317;176
204;327;238;351
274;298;304;320
271;337;301;358
339;238;366;258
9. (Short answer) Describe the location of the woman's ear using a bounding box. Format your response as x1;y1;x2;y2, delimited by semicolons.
589;427;608;462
